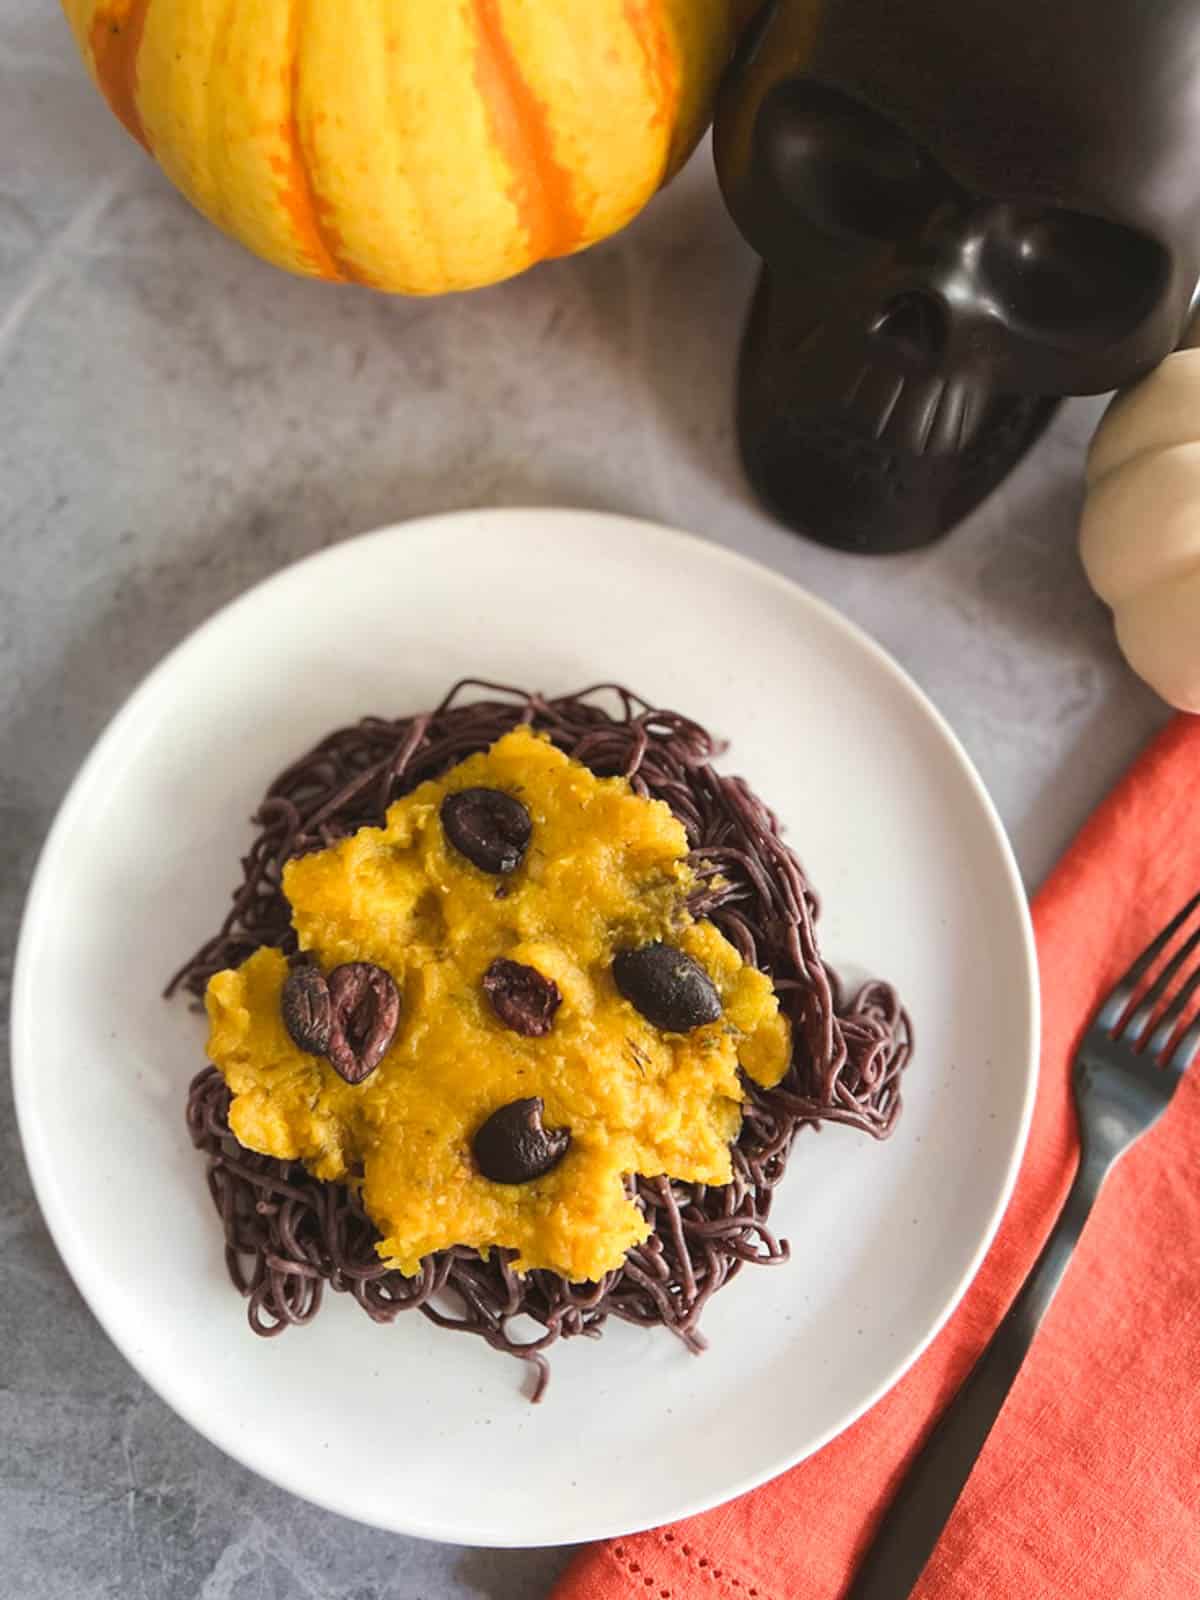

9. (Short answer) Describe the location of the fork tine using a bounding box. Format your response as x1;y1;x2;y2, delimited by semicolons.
1096;888;1200;1033
1147;958;1200;1063
1123;921;1200;1047
1166;1017;1200;1079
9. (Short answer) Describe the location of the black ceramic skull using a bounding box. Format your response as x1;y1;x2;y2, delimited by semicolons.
715;0;1200;552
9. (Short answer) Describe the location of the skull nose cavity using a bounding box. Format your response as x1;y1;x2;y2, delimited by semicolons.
871;292;948;365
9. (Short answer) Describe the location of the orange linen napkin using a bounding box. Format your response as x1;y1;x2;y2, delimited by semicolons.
555;715;1200;1600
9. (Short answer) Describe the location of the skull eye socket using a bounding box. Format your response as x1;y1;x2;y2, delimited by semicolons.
980;209;1169;345
756;80;945;243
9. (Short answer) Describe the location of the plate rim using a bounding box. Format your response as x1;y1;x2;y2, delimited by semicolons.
10;507;1040;1546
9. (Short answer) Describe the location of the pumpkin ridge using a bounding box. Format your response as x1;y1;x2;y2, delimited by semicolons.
622;0;682;177
89;0;153;151
275;0;358;284
469;0;584;262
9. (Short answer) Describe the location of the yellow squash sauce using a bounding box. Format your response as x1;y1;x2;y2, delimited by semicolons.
205;727;790;1282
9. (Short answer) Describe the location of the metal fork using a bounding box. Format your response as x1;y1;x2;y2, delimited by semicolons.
847;890;1200;1600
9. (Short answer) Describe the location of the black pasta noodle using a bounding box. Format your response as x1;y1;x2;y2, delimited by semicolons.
171;681;912;1401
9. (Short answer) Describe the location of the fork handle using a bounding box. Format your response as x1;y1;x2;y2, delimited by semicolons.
845;1156;1107;1599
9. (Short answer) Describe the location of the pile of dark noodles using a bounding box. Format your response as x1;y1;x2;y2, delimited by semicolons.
172;682;912;1399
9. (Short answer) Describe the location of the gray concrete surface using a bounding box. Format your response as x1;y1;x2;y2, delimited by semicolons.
1;4;1171;1596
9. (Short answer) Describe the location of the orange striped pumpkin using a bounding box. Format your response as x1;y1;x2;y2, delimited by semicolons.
62;0;743;295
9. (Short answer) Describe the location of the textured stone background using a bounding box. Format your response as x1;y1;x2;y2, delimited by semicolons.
1;4;1169;1596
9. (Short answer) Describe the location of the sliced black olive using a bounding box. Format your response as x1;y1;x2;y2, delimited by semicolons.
281;964;333;1055
441;788;532;875
482;958;562;1037
325;962;401;1084
473;1097;570;1184
612;942;723;1033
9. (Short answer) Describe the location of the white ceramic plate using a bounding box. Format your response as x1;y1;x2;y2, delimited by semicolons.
13;509;1037;1547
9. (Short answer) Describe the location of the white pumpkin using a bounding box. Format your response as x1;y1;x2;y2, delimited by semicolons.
1081;342;1200;712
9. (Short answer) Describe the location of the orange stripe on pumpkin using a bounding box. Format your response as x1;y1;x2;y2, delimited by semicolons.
622;0;683;177
89;0;153;152
470;0;584;262
270;2;364;285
